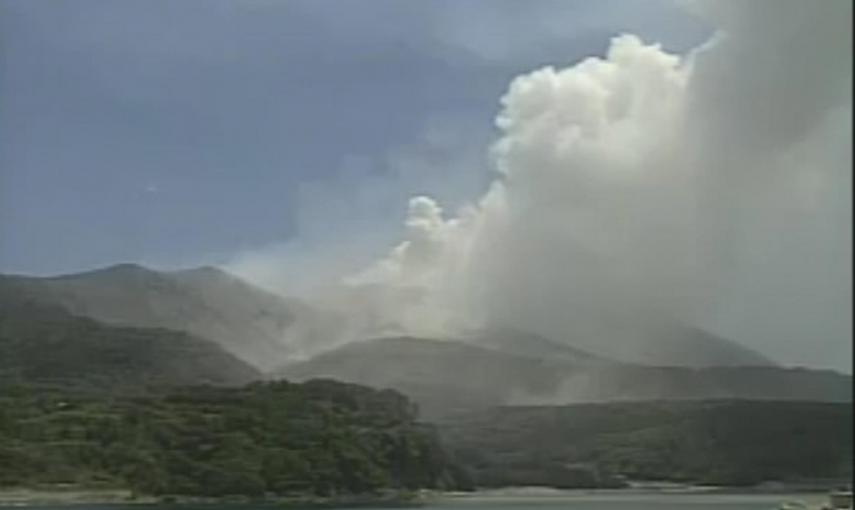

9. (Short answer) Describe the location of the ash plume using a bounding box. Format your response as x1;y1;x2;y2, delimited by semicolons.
232;0;852;370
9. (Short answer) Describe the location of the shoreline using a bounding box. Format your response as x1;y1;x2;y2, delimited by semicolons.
0;482;844;507
0;488;429;507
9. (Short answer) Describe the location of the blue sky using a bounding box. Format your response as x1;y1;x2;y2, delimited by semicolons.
0;0;710;275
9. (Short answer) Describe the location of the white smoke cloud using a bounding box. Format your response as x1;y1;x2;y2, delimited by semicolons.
225;114;491;356
349;34;703;359
232;0;852;370
226;114;490;296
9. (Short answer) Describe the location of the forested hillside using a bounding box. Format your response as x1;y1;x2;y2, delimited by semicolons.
0;299;260;390
0;380;472;497
439;400;853;488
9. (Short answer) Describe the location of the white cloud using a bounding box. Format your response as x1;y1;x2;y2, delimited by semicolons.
341;0;852;370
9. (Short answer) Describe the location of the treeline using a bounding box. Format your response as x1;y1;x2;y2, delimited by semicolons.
0;380;472;497
440;400;853;488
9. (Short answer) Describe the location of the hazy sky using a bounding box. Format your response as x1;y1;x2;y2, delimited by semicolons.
0;0;709;275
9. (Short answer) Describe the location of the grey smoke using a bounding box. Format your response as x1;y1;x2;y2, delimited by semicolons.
231;0;852;371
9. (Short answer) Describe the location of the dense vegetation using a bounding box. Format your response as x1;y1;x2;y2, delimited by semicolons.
0;380;472;497
439;400;853;488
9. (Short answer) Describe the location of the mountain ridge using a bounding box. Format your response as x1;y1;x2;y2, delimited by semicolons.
0;264;298;371
0;263;781;373
0;297;260;389
275;336;851;419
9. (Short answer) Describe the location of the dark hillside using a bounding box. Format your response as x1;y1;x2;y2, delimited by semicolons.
0;298;260;390
439;400;853;488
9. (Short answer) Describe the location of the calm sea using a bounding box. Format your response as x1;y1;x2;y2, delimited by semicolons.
0;492;830;510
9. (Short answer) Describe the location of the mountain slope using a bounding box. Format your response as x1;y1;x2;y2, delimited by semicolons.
462;327;607;364
275;337;851;418
0;264;298;371
511;321;776;368
0;264;777;371
342;281;776;368
0;298;260;390
626;324;775;368
277;337;568;416
439;400;853;488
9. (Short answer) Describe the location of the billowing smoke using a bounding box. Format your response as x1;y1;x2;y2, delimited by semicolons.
232;0;852;369
353;33;699;350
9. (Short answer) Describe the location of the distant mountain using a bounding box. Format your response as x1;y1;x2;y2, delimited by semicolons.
0;297;260;390
0;264;299;370
321;278;776;368
274;336;851;418
621;323;775;368
497;320;777;368
276;337;566;416
462;327;607;364
0;264;778;372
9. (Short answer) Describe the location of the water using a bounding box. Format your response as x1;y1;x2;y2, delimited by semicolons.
428;492;827;509
0;492;829;510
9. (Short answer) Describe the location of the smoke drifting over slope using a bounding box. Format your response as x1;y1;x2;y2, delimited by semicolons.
233;0;852;370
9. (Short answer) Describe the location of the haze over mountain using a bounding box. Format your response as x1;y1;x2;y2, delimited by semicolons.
0;263;781;372
0;264;299;371
0;271;850;494
1;262;848;422
275;336;850;419
465;325;774;368
0;292;259;389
